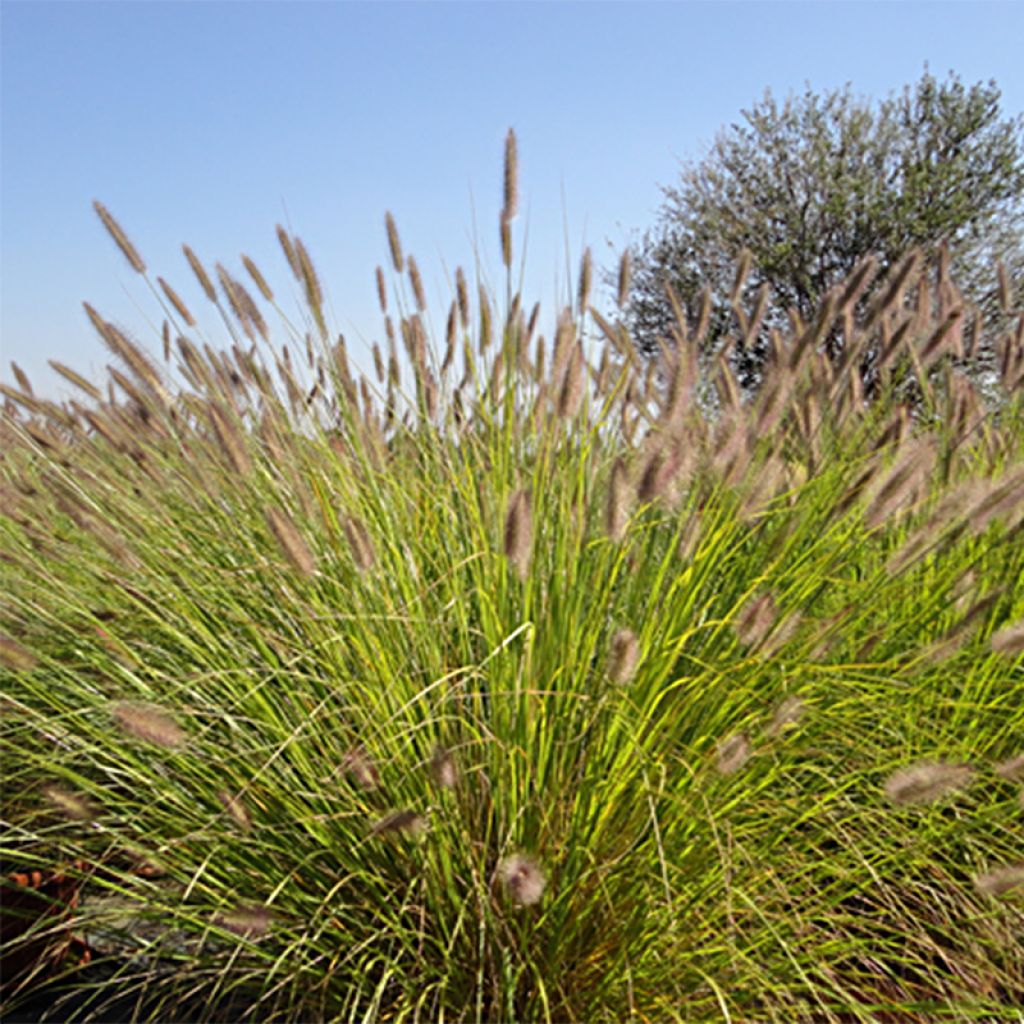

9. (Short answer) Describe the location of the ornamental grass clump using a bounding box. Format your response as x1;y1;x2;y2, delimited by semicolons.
1;132;1022;1022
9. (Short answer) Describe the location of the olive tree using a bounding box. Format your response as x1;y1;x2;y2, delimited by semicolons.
623;70;1024;395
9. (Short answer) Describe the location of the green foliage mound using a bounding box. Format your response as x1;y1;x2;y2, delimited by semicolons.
2;135;1023;1021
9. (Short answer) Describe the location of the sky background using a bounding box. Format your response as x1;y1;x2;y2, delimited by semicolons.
3;1;1023;399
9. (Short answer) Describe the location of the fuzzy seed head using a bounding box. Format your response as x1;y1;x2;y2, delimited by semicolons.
991;619;1024;657
478;284;493;352
637;441;681;505
737;593;774;647
498;853;545;907
503;489;533;580
93;200;146;274
183;245;217;303
502;128;519;219
608;627;640;684
716;732;752;775
577;247;593;314
617;249;632;310
157;277;196;327
49;361;102;402
43;784;99;822
407;255;427;312
276;224;301;277
768;696;805;737
974;864;1024;897
883;760;973;806
730;249;752;302
500;213;513;269
385;212;404;273
455;267;470;329
994;753;1024;782
294;239;323;313
557;342;585;419
342;746;380;789
342;515;376;573
216;905;272;938
265;506;316;576
605;456;631;541
242;254;274;302
11;362;33;396
111;701;186;749
430;745;458;789
207;402;251;476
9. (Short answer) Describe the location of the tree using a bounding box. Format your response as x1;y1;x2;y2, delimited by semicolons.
623;69;1024;395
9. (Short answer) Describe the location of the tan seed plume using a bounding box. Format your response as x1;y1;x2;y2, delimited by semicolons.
430;745;458;789
498;853;545;907
157;277;196;327
478;284;493;352
216;905;272;938
242;254;274;301
385;212;404;273
295;239;324;317
617;249;632;310
729;249;752;303
974;864;1024;897
93;200;146;274
608;627;640;684
207;402;252;476
443;303;458;374
883;760;973;805
503;488;533;580
990;619;1024;656
182;245;218;303
11;363;33;396
735;593;777;648
994;753;1024;782
407;255;427;312
557;342;585;419
455;267;470;329
49;361;102;402
577;247;593;314
265;506;316;576
716;732;752;775
527;302;541;344
838;255;879;311
111;701;186;749
768;696;805;737
84;304;170;407
502;128;519;220
276;225;301;278
500;213;513;269
605;456;631;541
43;784;99;822
342;515;376;573
371;342;386;384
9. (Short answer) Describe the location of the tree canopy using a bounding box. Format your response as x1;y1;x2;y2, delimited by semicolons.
623;69;1024;393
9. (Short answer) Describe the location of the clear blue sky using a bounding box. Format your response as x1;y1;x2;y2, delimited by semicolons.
3;1;1022;398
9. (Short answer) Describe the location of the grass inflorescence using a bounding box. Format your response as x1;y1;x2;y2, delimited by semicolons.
1;131;1022;1022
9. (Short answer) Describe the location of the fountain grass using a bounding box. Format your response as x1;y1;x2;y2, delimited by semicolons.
1;133;1023;1022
